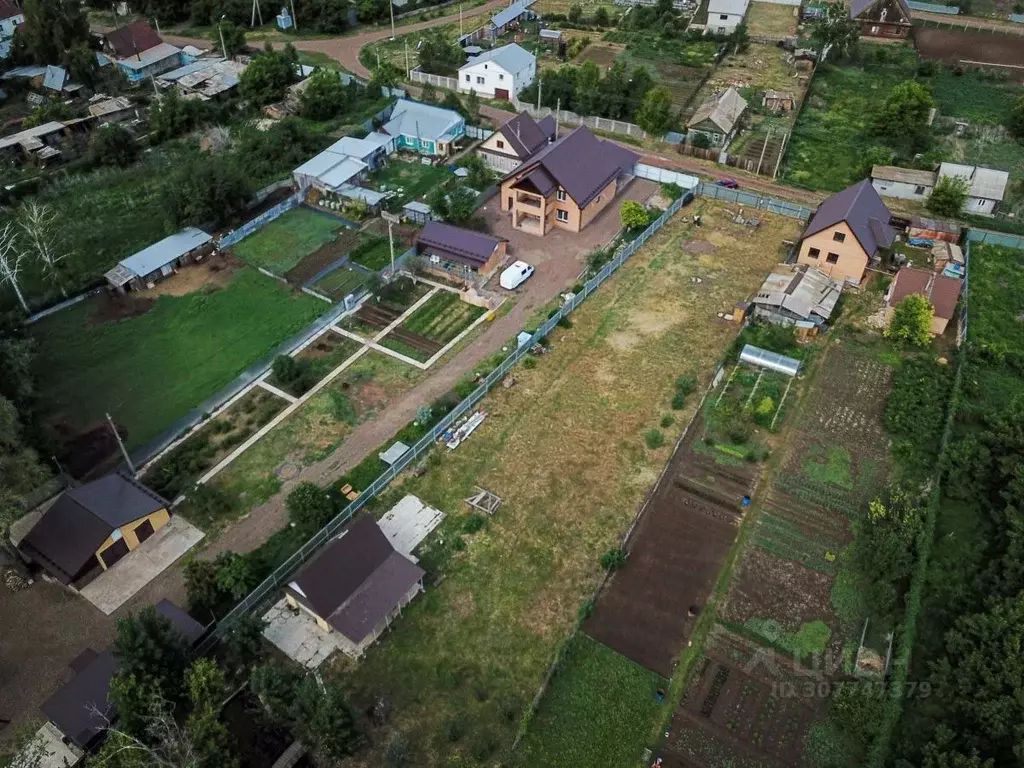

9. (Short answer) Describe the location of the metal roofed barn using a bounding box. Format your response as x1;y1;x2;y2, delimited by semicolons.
739;344;802;377
104;227;213;291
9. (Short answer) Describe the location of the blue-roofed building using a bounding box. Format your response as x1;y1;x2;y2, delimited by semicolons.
104;228;214;291
489;0;536;37
457;43;535;99
102;21;182;83
380;99;465;157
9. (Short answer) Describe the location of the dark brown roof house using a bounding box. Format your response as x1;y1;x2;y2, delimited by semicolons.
40;600;205;751
886;266;962;336
285;515;425;658
498;112;556;157
415;220;508;277
103;20;164;59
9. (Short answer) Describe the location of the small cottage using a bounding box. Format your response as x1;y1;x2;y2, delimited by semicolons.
687;88;747;148
104;228;213;292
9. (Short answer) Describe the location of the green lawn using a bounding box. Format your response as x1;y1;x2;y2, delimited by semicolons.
231;208;341;274
313;265;371;300
348;237;395;271
368;161;453;206
514;634;665;767
32;269;324;450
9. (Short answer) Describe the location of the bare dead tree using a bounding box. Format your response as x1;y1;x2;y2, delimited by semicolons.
19;202;68;296
0;223;29;314
86;699;200;768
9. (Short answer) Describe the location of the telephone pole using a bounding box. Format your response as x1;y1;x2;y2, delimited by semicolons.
389;0;396;40
106;413;136;477
388;220;395;275
291;0;298;31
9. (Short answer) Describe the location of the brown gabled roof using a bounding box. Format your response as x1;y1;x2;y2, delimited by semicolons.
105;21;163;59
18;473;169;584
497;112;556;158
0;0;22;22
416;221;503;268
502;126;638;208
286;515;425;643
889;267;961;320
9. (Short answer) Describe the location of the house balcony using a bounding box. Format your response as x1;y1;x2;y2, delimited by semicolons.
516;194;542;208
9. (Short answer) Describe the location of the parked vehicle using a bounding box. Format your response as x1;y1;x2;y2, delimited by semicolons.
500;261;535;290
715;178;740;189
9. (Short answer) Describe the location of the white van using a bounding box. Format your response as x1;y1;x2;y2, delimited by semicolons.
500;261;535;290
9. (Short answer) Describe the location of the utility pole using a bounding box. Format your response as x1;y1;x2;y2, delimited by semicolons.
405;41;410;78
536;76;542;111
755;126;771;176
106;413;136;477
291;0;298;31
555;97;560;136
218;14;228;59
389;0;396;40
376;46;381;68
388;220;395;275
252;0;264;27
460;4;463;36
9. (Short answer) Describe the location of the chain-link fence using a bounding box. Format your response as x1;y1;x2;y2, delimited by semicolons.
194;192;689;653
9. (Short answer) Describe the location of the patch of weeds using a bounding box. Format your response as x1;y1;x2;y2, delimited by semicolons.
462;513;487;534
742;618;832;661
644;428;665;449
804;446;855;489
660;413;675;428
600;548;626;570
672;374;698;410
522;356;538;370
328;389;357;424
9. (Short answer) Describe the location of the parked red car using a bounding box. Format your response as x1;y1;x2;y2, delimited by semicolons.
715;178;740;189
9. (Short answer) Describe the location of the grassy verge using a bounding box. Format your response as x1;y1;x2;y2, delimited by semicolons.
32;269;324;451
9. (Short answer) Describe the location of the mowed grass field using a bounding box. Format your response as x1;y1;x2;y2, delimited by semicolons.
745;1;799;37
330;203;800;764
369;160;453;206
32;268;324;450
231;208;341;274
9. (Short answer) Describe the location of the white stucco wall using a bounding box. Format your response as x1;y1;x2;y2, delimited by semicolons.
458;58;535;98
871;178;932;202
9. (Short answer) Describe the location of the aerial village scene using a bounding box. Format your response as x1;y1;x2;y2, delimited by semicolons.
0;0;1022;765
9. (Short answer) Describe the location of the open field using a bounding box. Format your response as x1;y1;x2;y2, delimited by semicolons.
514;634;664;767
575;40;626;68
212;351;425;505
31;266;323;462
914;26;1024;68
368;160;454;206
231;207;342;274
324;202;801;765
746;1;799;37
781;45;1024;191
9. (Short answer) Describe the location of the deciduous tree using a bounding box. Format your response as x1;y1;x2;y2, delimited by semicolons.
635;87;676;136
18;201;70;294
239;44;297;106
927;174;970;218
885;293;934;347
810;1;860;61
874;80;934;153
20;0;89;65
217;20;247;58
300;67;347;120
0;224;29;314
88;124;140;168
620;200;652;231
286;481;336;534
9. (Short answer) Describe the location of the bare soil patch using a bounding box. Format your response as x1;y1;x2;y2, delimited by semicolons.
284;228;362;285
86;293;157;325
914;26;1024;68
146;252;240;297
575;41;626;67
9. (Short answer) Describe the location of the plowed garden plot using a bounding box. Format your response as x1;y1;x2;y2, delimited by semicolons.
914;26;1024;67
656;627;826;768
575;41;625;67
583;424;753;678
653;62;709;112
400;291;486;344
311;265;370;301
283;228;362;285
355;302;402;329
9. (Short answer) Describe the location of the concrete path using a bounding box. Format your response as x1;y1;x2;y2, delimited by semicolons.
80;516;205;615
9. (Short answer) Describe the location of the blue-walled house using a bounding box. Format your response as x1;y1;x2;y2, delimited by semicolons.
380;99;465;158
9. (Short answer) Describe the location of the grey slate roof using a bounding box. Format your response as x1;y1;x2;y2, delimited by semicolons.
416;221;503;267
41;602;204;748
497;111;555;157
687;87;747;135
286;515;424;643
503;126;639;208
753;264;842;323
119;227;212;278
19;473;169;584
491;0;536;27
802;179;895;256
382;99;463;143
460;43;534;74
937;162;1009;201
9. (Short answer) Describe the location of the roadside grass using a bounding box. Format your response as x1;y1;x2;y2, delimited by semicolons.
401;291;487;343
312;265;370;300
31;268;324;451
513;635;665;767
212;351;424;504
367;160;453;206
231;208;341;274
329;204;800;763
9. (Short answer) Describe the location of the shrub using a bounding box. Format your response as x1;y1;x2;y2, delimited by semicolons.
328;390;357;424
671;391;687;410
578;599;595;620
600;547;627;570
660;413;675;428
662;182;684;200
645;428;665;449
445;720;465;742
675;375;698;395
286;482;337;534
462;513;487;534
522;356;537;369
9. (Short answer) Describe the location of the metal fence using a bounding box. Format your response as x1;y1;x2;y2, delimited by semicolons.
509;95;650;139
634;162;700;188
466;125;494;140
194;191;691;653
965;227;1024;249
695;182;813;220
907;0;959;12
219;192;301;249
